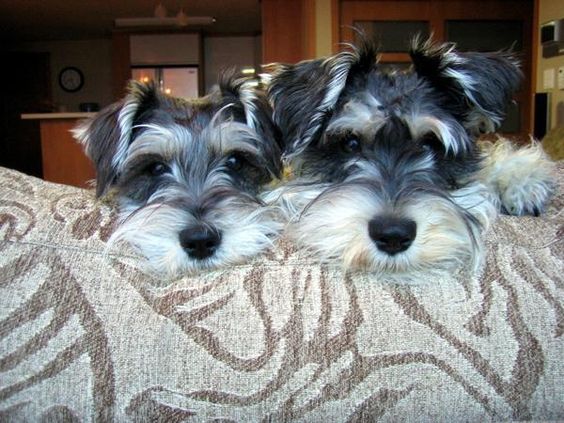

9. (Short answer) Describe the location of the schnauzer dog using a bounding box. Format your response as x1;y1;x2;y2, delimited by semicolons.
267;38;554;276
74;74;283;277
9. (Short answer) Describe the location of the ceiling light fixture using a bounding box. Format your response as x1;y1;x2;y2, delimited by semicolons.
115;4;215;28
176;8;189;26
114;16;215;27
154;2;168;18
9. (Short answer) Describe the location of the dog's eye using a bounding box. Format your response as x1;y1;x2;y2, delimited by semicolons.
145;162;170;176
225;153;246;172
342;137;362;154
420;133;444;154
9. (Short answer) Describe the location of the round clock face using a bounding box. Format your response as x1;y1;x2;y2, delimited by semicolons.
59;67;84;92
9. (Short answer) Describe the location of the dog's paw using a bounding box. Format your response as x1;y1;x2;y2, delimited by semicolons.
479;138;555;216
498;174;554;216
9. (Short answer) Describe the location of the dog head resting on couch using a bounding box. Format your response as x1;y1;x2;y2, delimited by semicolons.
266;37;554;277
74;74;283;277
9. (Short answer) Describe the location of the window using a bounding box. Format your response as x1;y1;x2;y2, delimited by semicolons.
354;21;430;53
446;20;523;52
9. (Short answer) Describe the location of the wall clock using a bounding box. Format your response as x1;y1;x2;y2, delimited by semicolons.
58;66;84;92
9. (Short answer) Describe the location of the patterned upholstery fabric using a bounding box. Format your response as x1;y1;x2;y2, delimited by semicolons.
0;165;562;422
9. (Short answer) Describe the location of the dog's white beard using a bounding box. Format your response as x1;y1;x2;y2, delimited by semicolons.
269;181;497;278
107;199;282;279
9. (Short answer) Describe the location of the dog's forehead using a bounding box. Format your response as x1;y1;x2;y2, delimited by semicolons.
128;104;263;163
158;96;224;131
330;71;429;134
355;70;434;113
328;69;464;151
353;68;447;109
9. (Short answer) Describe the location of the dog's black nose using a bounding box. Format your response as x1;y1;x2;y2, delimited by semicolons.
179;226;221;260
368;216;417;256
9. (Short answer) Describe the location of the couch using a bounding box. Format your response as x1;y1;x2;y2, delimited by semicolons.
0;164;562;422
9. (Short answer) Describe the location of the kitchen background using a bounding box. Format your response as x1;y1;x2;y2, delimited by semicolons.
0;0;562;184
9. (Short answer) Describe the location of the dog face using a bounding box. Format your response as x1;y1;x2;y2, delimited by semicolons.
74;75;283;277
269;38;522;275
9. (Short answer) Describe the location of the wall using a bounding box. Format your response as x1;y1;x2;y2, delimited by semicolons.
536;0;564;128
8;39;113;112
315;0;334;57
130;33;200;65
203;36;260;93
9;34;256;108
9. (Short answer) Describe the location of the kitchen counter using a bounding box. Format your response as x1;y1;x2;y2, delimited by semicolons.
20;113;96;188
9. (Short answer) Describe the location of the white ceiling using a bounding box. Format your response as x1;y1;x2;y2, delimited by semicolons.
0;0;262;42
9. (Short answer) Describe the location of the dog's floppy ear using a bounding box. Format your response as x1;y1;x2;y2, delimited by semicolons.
410;37;522;136
217;72;284;178
267;41;377;156
73;80;161;197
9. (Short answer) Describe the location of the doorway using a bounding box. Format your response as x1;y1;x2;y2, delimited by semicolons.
0;52;51;177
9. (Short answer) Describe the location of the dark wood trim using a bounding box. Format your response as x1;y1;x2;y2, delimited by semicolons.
332;0;340;53
304;0;317;59
531;0;540;132
198;31;205;96
111;32;131;100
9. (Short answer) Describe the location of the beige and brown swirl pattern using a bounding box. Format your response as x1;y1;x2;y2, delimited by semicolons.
0;165;563;422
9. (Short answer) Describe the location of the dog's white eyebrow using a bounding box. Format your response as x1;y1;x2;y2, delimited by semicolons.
325;96;386;143
209;103;235;128
207;103;263;156
112;97;141;172
125;124;192;162
408;114;466;154
206;121;262;156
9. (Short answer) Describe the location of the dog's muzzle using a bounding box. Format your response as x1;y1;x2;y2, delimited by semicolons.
368;216;417;256
179;225;222;260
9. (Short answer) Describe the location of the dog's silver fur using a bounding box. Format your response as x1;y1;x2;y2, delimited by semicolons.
74;75;283;278
267;37;555;277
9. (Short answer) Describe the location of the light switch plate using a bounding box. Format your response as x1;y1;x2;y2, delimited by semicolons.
558;67;564;90
544;68;555;89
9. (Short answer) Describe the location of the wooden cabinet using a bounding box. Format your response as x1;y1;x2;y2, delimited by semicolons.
21;113;96;189
261;0;314;63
